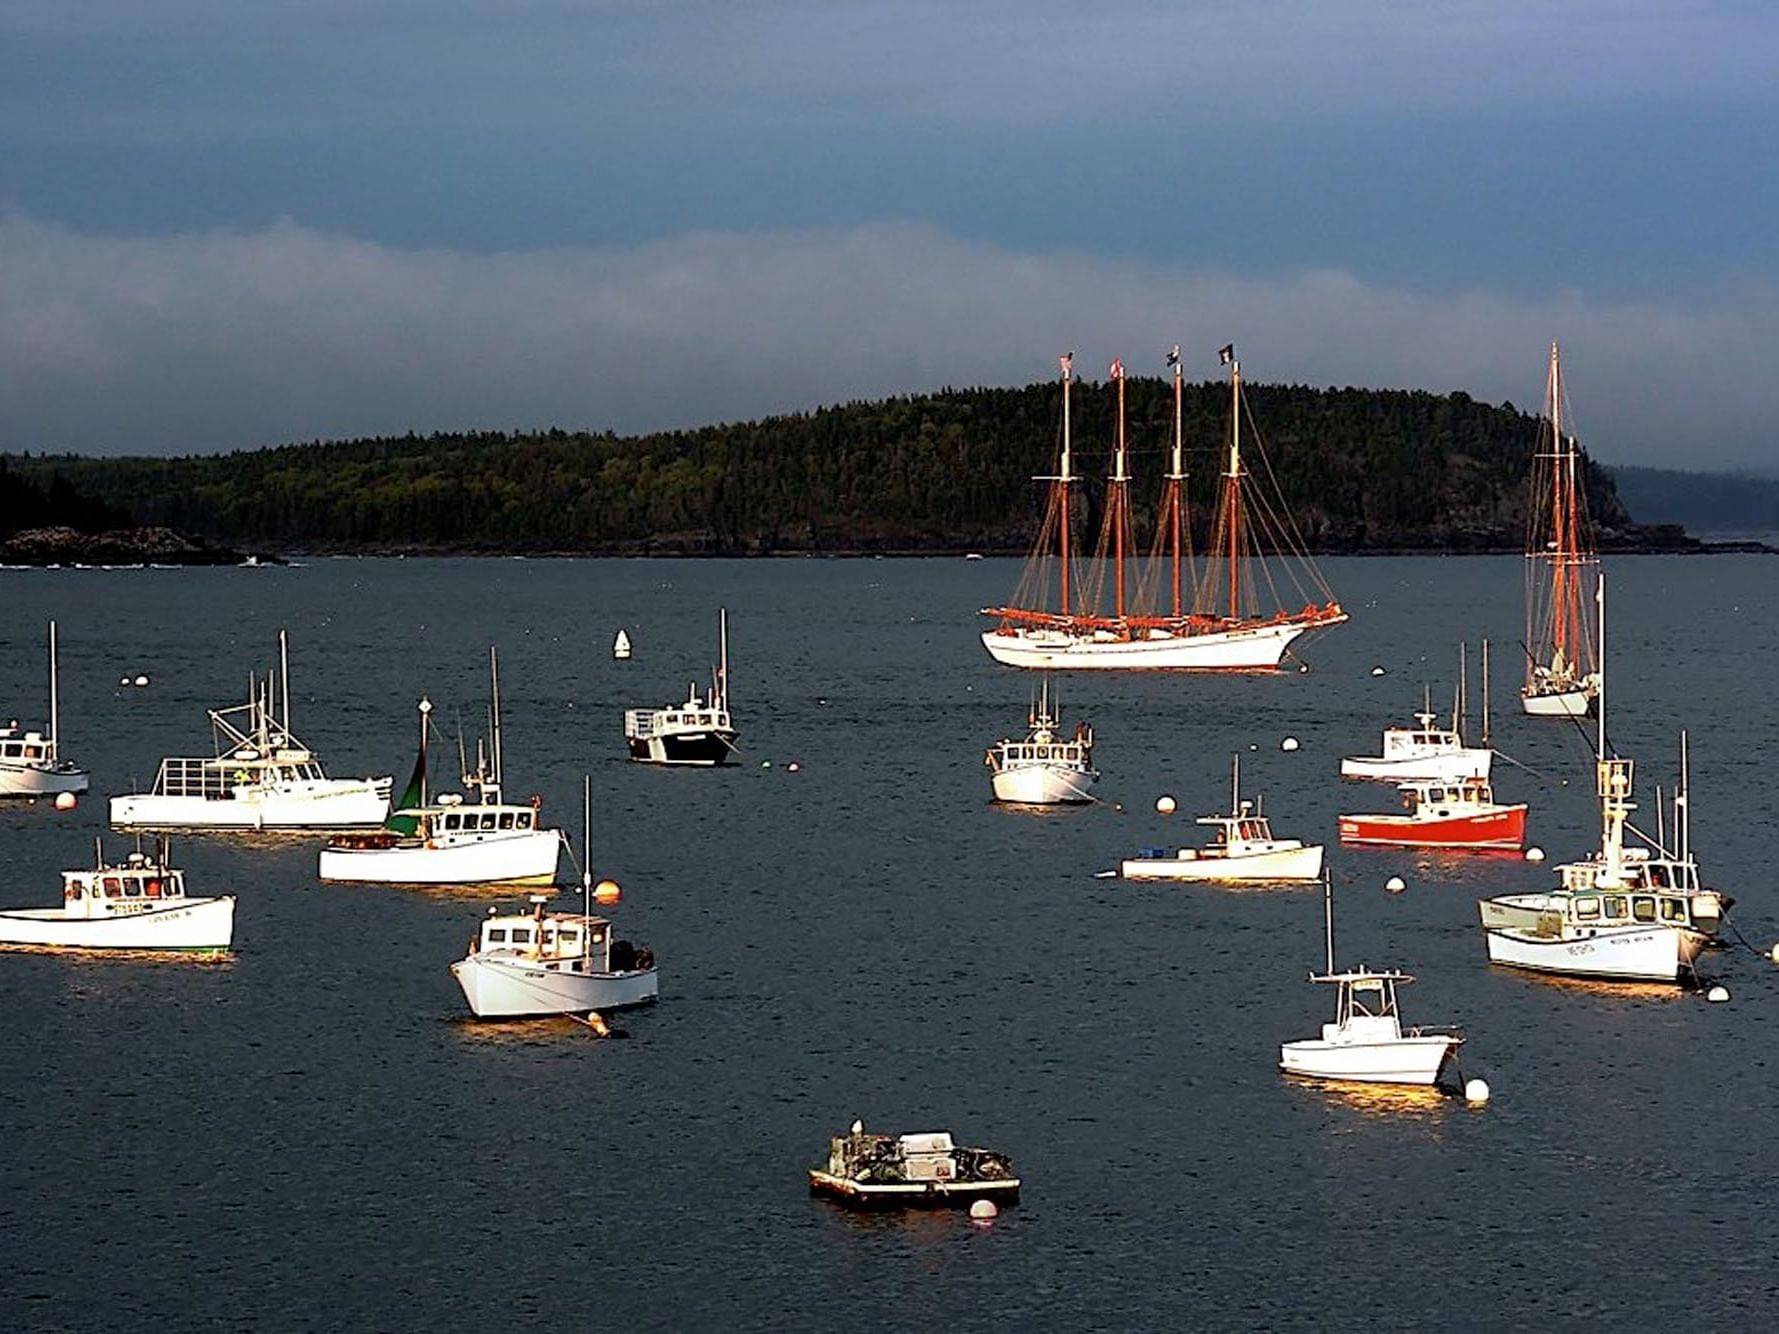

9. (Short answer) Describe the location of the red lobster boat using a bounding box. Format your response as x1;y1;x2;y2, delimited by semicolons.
1339;777;1527;851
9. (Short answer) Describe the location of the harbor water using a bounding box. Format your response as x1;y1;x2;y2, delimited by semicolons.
1;555;1775;1330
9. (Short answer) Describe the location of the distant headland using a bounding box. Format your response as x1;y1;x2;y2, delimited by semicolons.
2;379;1770;560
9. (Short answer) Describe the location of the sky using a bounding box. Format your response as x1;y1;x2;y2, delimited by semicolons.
2;1;1776;467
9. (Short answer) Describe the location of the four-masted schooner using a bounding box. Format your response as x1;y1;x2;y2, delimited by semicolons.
1521;341;1601;717
980;345;1346;670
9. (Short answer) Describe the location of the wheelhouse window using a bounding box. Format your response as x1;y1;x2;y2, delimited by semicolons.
487;928;507;943
1574;898;1601;920
510;928;532;944
103;877;123;898
480;813;498;830
1631;897;1656;923
498;812;515;830
1602;896;1628;919
1659;898;1685;922
443;814;461;831
516;812;533;830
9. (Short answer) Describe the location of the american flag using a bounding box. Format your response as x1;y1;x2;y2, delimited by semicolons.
1166;345;1181;369
1059;352;1073;376
1109;357;1123;379
1218;343;1235;365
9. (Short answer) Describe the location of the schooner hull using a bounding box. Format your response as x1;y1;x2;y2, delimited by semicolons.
1520;681;1598;718
980;619;1314;671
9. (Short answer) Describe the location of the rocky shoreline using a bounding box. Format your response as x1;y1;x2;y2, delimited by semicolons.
0;525;270;567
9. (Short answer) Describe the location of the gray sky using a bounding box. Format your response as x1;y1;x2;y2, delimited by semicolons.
2;1;1776;465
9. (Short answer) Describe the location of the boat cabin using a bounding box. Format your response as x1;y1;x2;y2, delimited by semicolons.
60;856;188;918
1380;714;1463;756
423;803;540;837
1312;969;1412;1042
1403;778;1496;811
1199;802;1276;848
0;728;52;764
473;904;620;973
149;748;329;799
625;697;731;741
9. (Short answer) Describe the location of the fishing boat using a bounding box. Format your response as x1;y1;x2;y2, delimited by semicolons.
1339;777;1527;851
0;841;234;953
450;780;658;1018
1121;754;1323;882
808;1121;1020;1209
980;345;1345;670
624;609;738;765
986;680;1097;804
1281;875;1464;1086
110;631;391;831
1479;581;1727;982
0;621;89;799
1340;688;1491;784
318;650;562;887
1521;341;1601;717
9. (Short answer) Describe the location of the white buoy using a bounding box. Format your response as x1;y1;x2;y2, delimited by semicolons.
1248;743;1258;751
134;675;149;687
119;676;131;687
969;1199;998;1222
1464;1078;1490;1105
787;762;800;773
54;792;77;811
1156;795;1176;815
1769;943;1779;965
1370;666;1387;677
1524;847;1545;863
1706;985;1731;1003
1385;876;1406;893
761;760;772;768
1281;737;1300;752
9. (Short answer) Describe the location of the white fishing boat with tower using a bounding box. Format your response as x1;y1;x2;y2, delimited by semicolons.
624;609;738;765
985;679;1097;805
0;839;234;953
110;631;391;832
980;345;1345;670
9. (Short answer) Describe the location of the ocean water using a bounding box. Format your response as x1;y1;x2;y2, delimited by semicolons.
1;554;1776;1331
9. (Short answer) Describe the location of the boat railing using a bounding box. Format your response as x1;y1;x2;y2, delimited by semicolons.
151;757;243;799
625;709;658;739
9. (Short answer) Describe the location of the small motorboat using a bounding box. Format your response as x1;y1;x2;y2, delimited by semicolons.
0;841;234;953
986;679;1097;805
0;621;89;799
623;609;738;766
1280;873;1465;1086
1341;677;1490;785
807;1121;1020;1209
1339;777;1527;850
1121;754;1322;882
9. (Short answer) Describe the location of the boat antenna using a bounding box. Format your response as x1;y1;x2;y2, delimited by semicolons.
718;607;730;711
1677;729;1690;865
280;629;291;741
1481;639;1491;747
582;774;593;960
1452;642;1466;737
1322;868;1335;974
1231;751;1241;816
93;833;102;870
488;647;502;787
47;620;59;756
1596;574;1607;762
1654;781;1666;853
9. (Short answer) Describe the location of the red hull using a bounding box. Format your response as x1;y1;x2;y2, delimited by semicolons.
1338;804;1527;850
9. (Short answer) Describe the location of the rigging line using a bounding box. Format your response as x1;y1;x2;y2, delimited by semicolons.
1719;914;1770;960
1488;747;1557;784
1513;639;1606;757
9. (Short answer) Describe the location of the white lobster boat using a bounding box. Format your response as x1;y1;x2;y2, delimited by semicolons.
0;622;89;799
1281;874;1464;1085
1480;581;1727;983
319;652;561;886
986;680;1097;804
624;609;738;766
111;631;390;832
0;843;234;953
1341;689;1491;785
1122;755;1322;882
981;345;1345;671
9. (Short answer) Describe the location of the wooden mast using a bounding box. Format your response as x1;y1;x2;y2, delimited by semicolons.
1225;349;1243;620
1168;346;1185;619
1058;353;1074;619
1110;357;1127;621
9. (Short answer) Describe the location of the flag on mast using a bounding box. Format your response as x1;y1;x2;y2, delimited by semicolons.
1218;343;1235;365
1109;357;1123;379
1058;352;1074;376
1166;345;1181;369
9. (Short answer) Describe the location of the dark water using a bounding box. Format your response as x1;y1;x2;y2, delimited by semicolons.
1;555;1776;1331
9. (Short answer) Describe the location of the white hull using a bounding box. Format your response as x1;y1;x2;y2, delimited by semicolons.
1122;842;1323;882
112;781;389;831
319;830;560;886
0;897;235;951
1483;923;1698;982
1340;751;1492;783
0;765;90;797
981;619;1309;670
1521;684;1596;718
1279;1035;1456;1086
991;764;1096;804
451;953;658;1018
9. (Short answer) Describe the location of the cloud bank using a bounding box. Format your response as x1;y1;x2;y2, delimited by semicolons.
1;214;1772;467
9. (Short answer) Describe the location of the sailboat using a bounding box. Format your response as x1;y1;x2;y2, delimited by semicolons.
1522;341;1601;717
1479;578;1728;982
0;621;90;799
318;649;563;887
980;345;1346;670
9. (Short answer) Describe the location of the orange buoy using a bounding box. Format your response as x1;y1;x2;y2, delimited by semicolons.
593;879;621;905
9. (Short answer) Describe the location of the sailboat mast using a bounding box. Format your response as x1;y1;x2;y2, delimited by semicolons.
418;697;432;806
47;620;59;756
1059;356;1074;618
718;607;730;710
1169;346;1185;619
1112;358;1127;621
1226;353;1243;619
582;774;593;958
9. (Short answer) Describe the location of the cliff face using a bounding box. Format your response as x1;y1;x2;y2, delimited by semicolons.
3;379;1690;555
